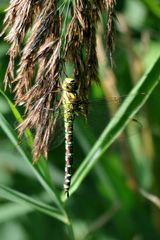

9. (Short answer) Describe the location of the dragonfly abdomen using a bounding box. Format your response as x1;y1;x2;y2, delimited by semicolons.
64;116;74;197
62;77;80;197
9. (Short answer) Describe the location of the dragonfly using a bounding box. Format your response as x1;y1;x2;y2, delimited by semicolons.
14;77;143;197
45;78;143;197
60;77;88;197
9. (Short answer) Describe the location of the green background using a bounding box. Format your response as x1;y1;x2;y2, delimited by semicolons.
0;0;160;239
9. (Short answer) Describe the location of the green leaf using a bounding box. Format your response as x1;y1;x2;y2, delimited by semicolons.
0;202;35;223
142;0;160;17
0;111;66;216
0;184;68;224
0;191;55;223
74;123;118;203
0;90;52;186
69;56;160;198
0;0;9;11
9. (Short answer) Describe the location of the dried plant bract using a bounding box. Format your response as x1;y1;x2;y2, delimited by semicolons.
2;0;117;160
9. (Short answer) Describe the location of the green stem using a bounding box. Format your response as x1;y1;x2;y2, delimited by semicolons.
66;220;75;240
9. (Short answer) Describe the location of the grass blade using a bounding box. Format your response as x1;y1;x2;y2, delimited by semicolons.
0;202;33;223
0;90;52;184
69;56;160;197
0;112;65;215
142;0;160;17
0;184;68;224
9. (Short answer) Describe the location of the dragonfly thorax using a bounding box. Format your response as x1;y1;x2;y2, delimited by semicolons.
62;77;79;105
62;78;78;92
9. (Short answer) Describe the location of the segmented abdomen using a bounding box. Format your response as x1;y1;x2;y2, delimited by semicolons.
63;109;75;197
62;77;79;197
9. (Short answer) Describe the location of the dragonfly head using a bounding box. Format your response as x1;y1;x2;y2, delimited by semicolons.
62;78;78;92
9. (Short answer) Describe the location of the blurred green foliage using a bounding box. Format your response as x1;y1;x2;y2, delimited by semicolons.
0;0;160;239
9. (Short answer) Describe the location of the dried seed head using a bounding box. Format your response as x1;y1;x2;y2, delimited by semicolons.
2;0;117;160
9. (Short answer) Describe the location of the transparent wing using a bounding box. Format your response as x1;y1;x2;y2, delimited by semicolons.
13;107;65;151
14;94;143;150
46;106;65;151
74;95;143;139
48;94;144;149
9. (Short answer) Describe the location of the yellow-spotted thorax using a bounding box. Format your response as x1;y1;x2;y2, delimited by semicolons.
62;78;79;106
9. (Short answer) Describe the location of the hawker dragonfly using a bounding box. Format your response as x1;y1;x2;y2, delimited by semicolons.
43;78;143;197
15;77;143;197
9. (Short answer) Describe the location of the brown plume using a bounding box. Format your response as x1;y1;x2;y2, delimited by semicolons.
2;0;117;160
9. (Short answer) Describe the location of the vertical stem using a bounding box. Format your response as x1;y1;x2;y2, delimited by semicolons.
66;219;75;240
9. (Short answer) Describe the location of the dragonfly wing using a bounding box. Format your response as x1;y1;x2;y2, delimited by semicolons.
48;107;65;150
45;93;144;151
74;99;111;139
75;97;143;140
